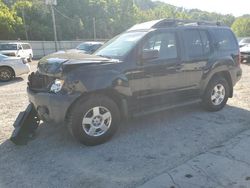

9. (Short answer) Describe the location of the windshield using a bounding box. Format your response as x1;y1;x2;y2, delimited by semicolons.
76;43;95;51
0;54;7;59
241;38;250;44
95;32;147;59
76;43;90;51
0;44;17;50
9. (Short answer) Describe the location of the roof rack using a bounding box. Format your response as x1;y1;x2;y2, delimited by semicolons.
127;19;226;31
153;19;225;28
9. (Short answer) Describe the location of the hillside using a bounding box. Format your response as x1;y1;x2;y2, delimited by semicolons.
0;0;249;40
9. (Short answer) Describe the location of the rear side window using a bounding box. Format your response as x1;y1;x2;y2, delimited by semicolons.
22;44;31;49
183;29;203;59
183;29;212;59
213;29;238;51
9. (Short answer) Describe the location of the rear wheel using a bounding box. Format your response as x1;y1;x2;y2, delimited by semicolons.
67;95;120;146
0;67;14;81
202;76;230;112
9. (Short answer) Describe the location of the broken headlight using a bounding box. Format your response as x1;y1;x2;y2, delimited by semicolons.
50;79;64;93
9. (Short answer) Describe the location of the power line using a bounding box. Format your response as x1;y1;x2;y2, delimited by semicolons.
53;7;78;22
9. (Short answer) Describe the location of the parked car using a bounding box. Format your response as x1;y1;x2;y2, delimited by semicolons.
0;42;33;62
239;37;250;48
25;19;241;145
0;54;30;81
240;44;250;63
76;41;104;54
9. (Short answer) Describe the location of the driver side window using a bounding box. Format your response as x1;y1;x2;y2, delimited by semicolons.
143;32;177;60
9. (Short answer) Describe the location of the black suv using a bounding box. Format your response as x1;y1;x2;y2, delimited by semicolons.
27;19;242;145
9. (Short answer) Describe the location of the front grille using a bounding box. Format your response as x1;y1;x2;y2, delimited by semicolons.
28;72;55;92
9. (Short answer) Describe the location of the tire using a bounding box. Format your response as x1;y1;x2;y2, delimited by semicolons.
0;67;14;81
202;76;230;112
28;55;32;62
67;95;120;146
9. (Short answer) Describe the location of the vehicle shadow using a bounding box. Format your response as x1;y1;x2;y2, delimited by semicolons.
0;104;250;187
0;77;24;86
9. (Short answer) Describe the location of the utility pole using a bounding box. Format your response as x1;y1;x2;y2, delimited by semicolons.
93;17;96;41
50;4;58;51
21;9;29;40
45;0;58;51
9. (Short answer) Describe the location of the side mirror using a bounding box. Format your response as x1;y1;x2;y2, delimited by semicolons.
142;49;159;60
18;46;22;50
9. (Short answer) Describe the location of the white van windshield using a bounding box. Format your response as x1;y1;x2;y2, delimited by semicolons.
0;44;17;50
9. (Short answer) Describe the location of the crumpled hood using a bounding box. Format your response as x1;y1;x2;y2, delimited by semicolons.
37;51;119;76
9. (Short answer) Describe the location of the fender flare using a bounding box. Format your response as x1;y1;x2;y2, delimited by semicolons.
200;64;233;97
0;65;16;77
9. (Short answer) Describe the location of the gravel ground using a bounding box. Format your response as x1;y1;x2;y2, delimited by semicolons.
0;62;250;188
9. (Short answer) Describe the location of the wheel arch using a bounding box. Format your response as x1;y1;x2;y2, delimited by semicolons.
202;70;233;98
0;65;16;77
65;89;128;123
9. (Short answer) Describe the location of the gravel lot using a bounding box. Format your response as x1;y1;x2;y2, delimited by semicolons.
0;62;250;188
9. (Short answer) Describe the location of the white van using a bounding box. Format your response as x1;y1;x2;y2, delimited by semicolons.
0;42;33;62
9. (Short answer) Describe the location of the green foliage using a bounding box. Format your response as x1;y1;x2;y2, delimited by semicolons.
0;0;23;39
12;0;32;10
232;17;250;37
0;0;248;40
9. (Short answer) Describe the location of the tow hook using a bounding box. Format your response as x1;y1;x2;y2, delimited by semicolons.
10;104;40;145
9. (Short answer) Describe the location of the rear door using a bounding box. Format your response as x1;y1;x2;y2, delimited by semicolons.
179;28;212;90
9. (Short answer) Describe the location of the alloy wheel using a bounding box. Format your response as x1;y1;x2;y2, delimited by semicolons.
211;84;225;105
82;106;112;137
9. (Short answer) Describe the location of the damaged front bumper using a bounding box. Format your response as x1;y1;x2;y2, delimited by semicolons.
10;87;80;145
10;104;40;145
27;88;80;124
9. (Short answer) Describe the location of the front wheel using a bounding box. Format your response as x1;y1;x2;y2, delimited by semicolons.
202;76;230;112
0;67;14;81
67;95;120;146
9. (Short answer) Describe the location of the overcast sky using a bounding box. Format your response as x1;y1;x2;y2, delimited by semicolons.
154;0;249;16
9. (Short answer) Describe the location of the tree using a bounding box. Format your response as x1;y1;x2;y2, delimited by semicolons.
232;17;250;37
0;0;23;39
0;0;247;40
13;1;32;40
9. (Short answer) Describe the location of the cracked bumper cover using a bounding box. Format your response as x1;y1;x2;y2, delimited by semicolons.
27;88;80;124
